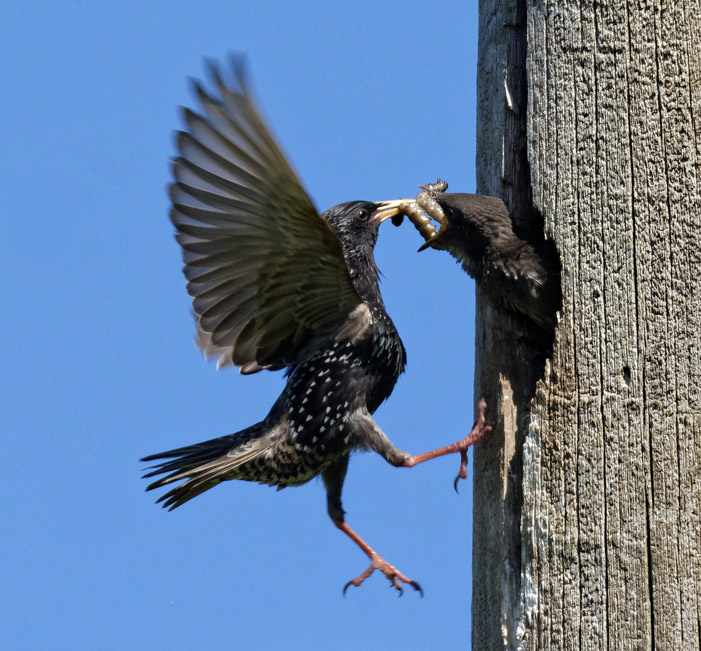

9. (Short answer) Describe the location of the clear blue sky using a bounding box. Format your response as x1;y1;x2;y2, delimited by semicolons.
3;2;480;649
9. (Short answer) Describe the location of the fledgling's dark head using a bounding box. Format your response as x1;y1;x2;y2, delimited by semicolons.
322;201;394;252
432;192;513;248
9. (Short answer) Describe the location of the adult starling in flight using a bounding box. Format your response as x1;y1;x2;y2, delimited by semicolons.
142;59;492;595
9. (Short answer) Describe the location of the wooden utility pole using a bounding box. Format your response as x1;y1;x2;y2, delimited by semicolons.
471;0;700;648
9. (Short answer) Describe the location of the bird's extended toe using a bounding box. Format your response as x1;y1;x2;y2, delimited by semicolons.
449;400;492;491
342;554;423;597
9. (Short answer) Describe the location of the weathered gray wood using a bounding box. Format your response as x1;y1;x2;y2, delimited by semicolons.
473;0;700;648
473;1;542;648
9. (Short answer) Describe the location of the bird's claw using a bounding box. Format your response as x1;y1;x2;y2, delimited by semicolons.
342;555;423;597
452;400;492;493
453;453;468;493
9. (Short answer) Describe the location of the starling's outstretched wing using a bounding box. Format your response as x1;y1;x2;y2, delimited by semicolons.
170;58;364;373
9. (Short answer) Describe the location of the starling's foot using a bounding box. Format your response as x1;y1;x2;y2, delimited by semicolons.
334;520;423;597
343;554;423;597
403;400;492;491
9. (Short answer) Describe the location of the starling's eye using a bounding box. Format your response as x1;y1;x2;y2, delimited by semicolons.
357;208;370;222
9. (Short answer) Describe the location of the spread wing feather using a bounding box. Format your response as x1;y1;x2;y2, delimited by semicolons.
169;58;363;373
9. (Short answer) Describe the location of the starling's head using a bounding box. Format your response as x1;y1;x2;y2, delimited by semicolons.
322;200;396;251
322;200;400;302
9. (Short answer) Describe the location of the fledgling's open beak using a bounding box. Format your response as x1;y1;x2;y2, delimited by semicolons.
371;200;407;224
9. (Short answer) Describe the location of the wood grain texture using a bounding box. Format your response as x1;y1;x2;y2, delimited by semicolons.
473;0;700;648
474;0;543;647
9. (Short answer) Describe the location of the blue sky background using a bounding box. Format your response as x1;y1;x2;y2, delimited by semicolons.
3;2;480;649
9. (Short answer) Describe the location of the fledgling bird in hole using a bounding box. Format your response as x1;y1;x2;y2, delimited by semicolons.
392;180;561;336
141;58;492;595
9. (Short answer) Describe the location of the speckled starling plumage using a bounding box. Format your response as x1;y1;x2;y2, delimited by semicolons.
144;195;407;506
142;59;491;595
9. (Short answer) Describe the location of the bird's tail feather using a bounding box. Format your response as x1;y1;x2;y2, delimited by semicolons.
141;423;268;510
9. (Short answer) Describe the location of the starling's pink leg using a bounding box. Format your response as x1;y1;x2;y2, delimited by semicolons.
334;520;423;596
402;400;492;491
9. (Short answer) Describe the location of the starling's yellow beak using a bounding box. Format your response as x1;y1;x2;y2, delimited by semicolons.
371;200;407;224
